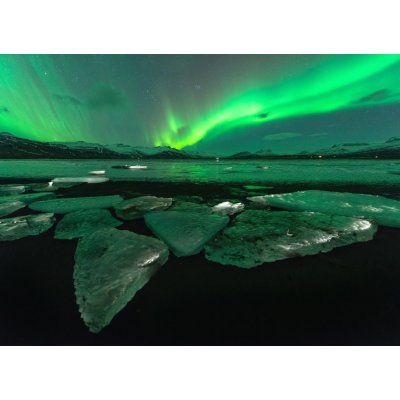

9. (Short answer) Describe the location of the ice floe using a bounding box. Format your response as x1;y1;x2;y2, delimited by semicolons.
0;200;25;218
0;184;25;195
205;210;377;268
52;176;109;184
29;195;123;214
0;192;56;205
248;190;400;228
55;209;123;239
74;227;169;333
114;196;172;221
145;210;229;256
0;213;56;241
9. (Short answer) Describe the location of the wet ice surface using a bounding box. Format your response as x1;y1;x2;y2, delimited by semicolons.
74;227;169;333
0;213;55;241
205;210;377;268
145;210;229;256
55;209;123;239
114;195;172;221
29;195;123;213
249;190;400;228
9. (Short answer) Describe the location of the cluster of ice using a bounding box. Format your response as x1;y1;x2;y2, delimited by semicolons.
248;190;400;228
205;210;377;268
0;213;56;241
52;176;109;184
114;196;172;221
29;195;123;214
211;201;244;216
55;209;123;240
145;210;229;256
74;228;169;333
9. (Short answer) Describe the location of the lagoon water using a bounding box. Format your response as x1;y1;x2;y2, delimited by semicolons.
1;159;400;186
2;158;400;345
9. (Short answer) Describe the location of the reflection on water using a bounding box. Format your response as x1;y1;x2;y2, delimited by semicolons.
1;159;400;185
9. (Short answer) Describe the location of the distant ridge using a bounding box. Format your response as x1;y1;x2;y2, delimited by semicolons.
0;132;216;159
1;132;400;159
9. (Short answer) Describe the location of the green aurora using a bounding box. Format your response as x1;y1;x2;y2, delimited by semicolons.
1;54;400;153
154;55;400;149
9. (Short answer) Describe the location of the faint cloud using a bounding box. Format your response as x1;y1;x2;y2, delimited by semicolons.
87;84;127;110
263;132;302;141
0;106;10;114
353;89;391;104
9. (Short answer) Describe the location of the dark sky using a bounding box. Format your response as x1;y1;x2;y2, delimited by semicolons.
0;54;399;153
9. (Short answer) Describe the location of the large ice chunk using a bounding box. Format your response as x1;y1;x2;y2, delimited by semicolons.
0;213;56;241
205;210;377;268
55;209;123;239
114;196;172;221
29;195;123;214
145;210;229;256
248;190;400;228
74;228;169;333
0;201;25;218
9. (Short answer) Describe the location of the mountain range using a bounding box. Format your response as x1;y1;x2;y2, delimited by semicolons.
1;132;400;159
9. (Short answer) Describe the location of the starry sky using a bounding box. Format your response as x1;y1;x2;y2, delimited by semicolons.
0;54;400;154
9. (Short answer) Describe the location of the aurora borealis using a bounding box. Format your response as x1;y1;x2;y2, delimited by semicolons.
1;54;400;154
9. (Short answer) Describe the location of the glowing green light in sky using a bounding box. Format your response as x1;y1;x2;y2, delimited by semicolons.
0;55;90;142
152;55;400;149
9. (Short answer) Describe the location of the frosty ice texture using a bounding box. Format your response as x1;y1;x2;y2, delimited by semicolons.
74;228;169;333
52;176;109;184
0;201;25;218
55;209;123;239
211;201;244;215
0;184;25;195
205;210;377;268
145;210;229;256
29;195;123;213
114;196;172;221
0;213;56;241
248;190;400;228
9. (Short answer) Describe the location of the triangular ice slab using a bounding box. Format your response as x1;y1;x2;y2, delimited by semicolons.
74;228;169;333
145;210;229;256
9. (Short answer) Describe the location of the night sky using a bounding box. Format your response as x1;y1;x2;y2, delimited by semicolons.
0;54;400;154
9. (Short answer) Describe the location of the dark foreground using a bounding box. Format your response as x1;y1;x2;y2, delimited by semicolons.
1;178;400;345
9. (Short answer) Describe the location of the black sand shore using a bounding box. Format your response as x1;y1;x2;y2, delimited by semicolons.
1;178;400;345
